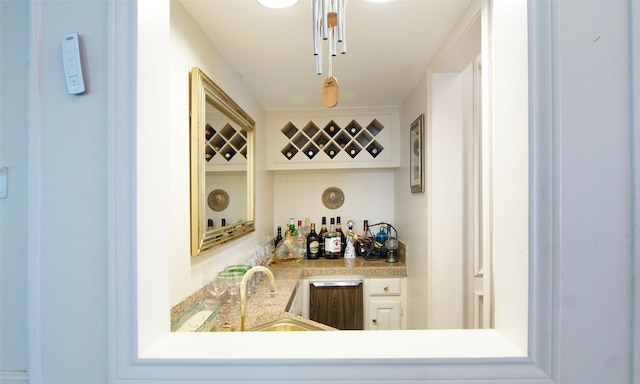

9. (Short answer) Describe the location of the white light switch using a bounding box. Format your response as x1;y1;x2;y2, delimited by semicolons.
0;167;7;199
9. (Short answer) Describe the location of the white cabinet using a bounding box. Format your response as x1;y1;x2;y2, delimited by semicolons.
364;277;406;330
266;107;400;170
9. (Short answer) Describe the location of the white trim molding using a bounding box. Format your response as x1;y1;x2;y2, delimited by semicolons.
0;371;28;384
104;0;638;383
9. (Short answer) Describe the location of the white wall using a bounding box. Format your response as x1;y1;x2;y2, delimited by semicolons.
430;72;466;328
168;0;272;306
272;169;394;236
18;2;111;383
398;4;482;330
0;0;29;380
398;69;430;329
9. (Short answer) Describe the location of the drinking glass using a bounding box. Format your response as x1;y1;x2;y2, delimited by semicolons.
205;277;228;331
206;277;227;303
224;264;254;297
217;270;244;317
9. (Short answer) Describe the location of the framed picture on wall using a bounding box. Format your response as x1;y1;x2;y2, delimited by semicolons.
410;113;425;193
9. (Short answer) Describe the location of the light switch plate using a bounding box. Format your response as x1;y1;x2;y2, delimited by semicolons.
0;167;7;199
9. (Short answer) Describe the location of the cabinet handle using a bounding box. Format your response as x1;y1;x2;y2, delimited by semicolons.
383;286;389;292
372;319;377;324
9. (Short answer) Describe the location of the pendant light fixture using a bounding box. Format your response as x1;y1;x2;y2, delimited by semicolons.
257;0;299;9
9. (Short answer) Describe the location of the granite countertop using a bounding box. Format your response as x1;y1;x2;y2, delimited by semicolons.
171;254;407;332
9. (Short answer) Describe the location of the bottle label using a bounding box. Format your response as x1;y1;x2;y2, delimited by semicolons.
309;240;320;254
325;236;341;254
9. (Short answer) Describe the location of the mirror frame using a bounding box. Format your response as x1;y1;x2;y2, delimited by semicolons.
189;67;255;256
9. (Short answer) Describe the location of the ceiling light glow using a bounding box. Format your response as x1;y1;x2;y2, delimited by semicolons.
257;0;299;8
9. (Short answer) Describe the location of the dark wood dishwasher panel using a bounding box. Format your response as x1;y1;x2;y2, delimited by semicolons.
309;281;364;330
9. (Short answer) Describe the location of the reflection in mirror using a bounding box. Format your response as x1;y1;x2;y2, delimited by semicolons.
190;67;255;256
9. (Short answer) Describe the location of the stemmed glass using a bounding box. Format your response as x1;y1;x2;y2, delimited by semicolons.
217;270;244;318
206;277;228;331
206;277;227;303
224;264;253;296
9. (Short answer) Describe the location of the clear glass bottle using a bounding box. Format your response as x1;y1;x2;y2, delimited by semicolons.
274;230;303;263
324;217;341;259
306;223;320;260
301;217;311;238
296;219;306;242
293;230;306;262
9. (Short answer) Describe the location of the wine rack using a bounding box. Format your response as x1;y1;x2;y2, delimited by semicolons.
280;119;384;161
204;122;247;166
267;107;400;170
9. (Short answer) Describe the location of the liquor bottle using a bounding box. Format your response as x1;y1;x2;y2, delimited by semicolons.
301;218;311;239
344;235;356;259
297;219;305;239
293;230;306;262
288;218;297;236
274;225;283;248
344;220;356;259
318;216;328;256
376;226;388;245
355;219;373;257
363;219;373;238
274;230;302;263
324;217;341;259
306;223;321;260
336;216;346;256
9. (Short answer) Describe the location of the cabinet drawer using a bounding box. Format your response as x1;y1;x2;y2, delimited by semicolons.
368;278;401;296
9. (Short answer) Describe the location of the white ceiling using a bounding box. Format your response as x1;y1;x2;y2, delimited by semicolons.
179;0;473;110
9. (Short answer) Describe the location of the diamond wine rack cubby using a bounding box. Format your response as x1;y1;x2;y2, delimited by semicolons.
267;108;400;170
204;122;248;171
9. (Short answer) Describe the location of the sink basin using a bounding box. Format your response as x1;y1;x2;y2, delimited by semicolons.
248;318;328;332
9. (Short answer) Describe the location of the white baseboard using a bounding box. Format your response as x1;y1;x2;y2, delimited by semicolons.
0;370;28;384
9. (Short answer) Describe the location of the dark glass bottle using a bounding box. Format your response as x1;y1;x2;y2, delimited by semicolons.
318;216;328;256
274;225;283;248
336;216;346;257
306;223;320;260
355;219;372;257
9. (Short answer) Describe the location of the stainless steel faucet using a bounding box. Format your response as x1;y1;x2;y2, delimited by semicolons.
240;266;276;331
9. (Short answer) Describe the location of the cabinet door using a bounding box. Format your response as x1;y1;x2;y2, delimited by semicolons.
368;297;402;330
309;283;364;330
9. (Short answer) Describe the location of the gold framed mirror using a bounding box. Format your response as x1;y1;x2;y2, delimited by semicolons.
190;67;255;256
